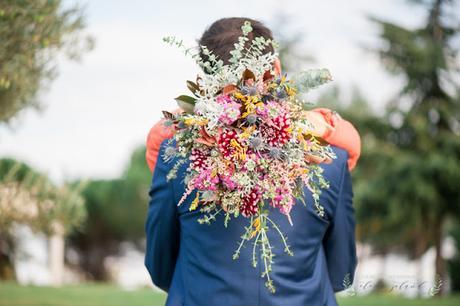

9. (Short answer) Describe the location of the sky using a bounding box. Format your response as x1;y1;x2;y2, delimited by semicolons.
0;0;449;183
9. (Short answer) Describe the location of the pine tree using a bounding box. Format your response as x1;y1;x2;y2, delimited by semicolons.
370;0;460;295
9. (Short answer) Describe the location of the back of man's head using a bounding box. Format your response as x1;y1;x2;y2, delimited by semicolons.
198;17;274;68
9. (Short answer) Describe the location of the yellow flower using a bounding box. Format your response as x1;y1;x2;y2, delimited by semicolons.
289;168;309;179
286;86;297;97
240;126;256;139
235;92;263;118
249;217;261;239
230;138;247;161
184;117;209;126
189;193;199;211
233;92;245;100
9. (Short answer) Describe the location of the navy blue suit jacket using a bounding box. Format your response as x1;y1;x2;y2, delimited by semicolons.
145;141;357;306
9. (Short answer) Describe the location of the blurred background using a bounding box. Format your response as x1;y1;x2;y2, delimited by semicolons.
1;0;459;305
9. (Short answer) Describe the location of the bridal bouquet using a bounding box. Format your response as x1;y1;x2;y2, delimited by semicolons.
162;21;335;292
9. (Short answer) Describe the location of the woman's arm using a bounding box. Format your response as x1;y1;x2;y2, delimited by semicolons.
308;108;361;171
145;107;361;173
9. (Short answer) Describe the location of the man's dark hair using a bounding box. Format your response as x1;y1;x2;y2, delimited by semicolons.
198;17;274;66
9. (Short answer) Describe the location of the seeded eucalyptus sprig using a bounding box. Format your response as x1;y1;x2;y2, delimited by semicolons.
292;68;333;93
233;213;294;293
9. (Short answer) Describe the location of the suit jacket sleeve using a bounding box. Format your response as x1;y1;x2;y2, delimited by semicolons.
323;160;357;292
144;144;180;292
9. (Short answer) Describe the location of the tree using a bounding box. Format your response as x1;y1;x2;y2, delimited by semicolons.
0;158;87;282
448;224;460;292
67;146;151;280
0;0;93;123
275;0;460;295
368;0;460;295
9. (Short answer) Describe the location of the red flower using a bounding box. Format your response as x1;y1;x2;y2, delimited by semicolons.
241;187;261;217
218;129;238;160
260;113;291;146
190;148;209;171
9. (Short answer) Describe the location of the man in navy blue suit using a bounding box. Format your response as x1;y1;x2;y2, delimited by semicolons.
145;18;358;306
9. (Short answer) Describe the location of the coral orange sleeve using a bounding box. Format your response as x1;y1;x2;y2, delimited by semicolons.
146;109;183;173
146;119;175;174
146;107;361;173
311;108;361;171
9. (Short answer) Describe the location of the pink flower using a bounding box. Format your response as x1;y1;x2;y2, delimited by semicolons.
259;102;292;147
256;104;269;118
193;169;219;191
216;94;241;125
216;94;233;104
271;184;295;216
221;174;237;190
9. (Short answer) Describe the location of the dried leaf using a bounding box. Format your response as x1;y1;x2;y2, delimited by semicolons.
263;70;274;82
186;80;200;96
242;69;255;81
223;84;238;95
196;127;216;146
162;110;176;120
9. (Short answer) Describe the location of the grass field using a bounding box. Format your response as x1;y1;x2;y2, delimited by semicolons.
1;282;459;306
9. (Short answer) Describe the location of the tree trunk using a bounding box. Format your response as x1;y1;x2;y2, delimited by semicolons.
433;218;445;296
48;222;65;286
414;227;428;297
0;233;16;281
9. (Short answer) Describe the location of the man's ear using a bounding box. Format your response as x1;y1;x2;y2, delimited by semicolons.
273;58;282;76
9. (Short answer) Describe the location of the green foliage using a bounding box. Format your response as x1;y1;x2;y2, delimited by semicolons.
0;158;87;235
0;282;167;306
371;0;459;241
0;0;93;123
274;3;459;293
332;2;460;271
448;224;460;292
372;2;457;98
354;0;460;293
1;282;460;306
0;158;87;280
293;69;333;93
68;146;151;280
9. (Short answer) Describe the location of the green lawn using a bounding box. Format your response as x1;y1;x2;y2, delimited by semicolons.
0;283;165;306
1;282;459;306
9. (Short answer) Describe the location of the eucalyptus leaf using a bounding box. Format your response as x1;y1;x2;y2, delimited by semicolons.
292;69;333;93
174;95;196;113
